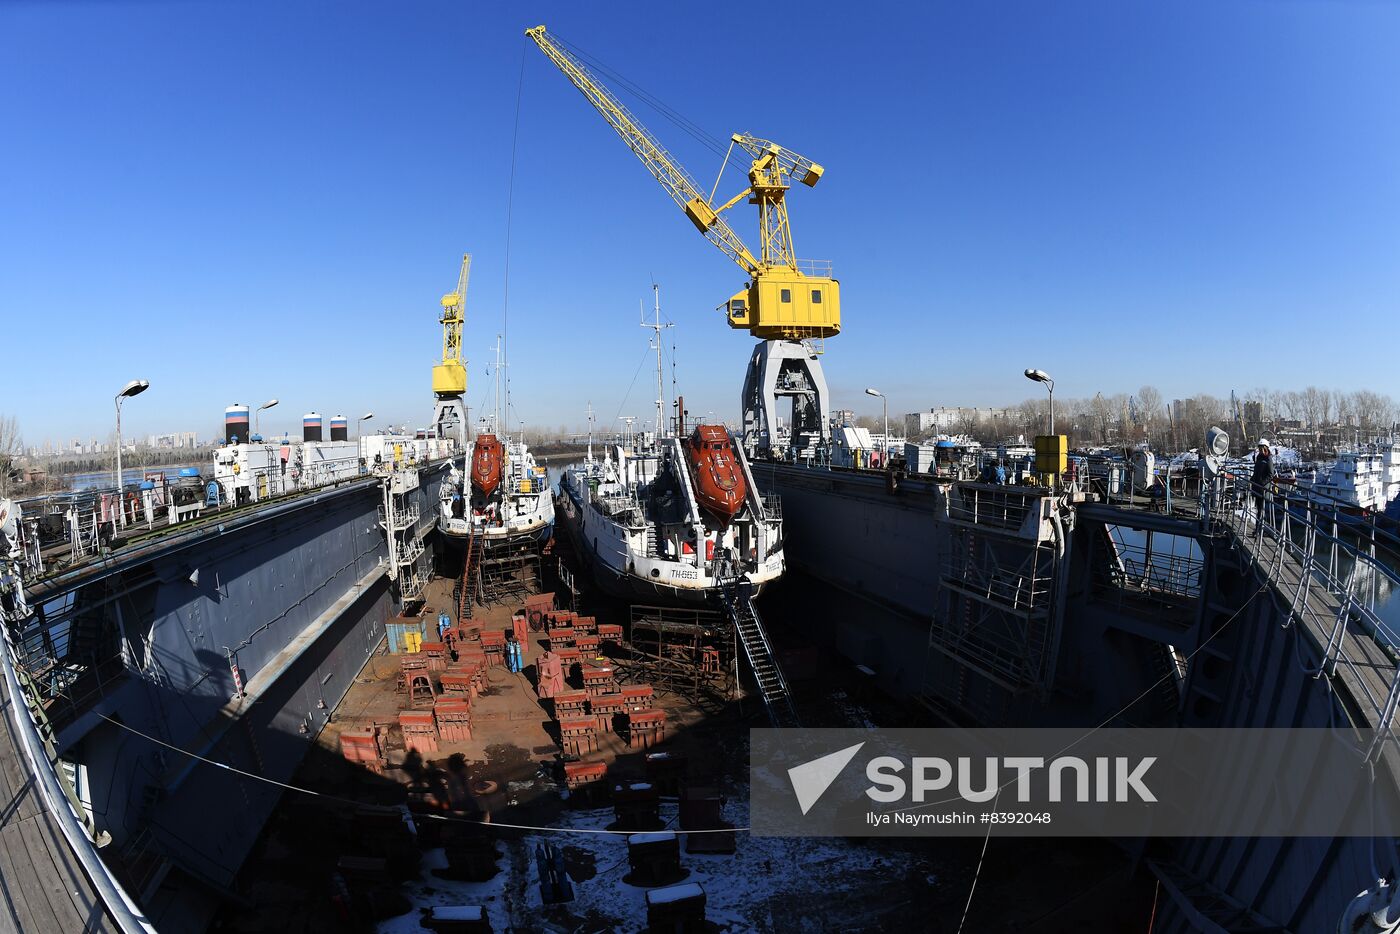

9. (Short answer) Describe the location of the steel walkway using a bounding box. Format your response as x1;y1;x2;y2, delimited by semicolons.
0;673;121;933
1216;487;1400;763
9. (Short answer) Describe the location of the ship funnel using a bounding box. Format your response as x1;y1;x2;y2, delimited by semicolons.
224;404;250;445
303;412;323;442
330;415;348;442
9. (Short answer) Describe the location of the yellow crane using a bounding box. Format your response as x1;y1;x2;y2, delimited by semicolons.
524;26;839;343
432;254;471;446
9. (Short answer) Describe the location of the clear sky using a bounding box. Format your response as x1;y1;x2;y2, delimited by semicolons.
3;1;1397;445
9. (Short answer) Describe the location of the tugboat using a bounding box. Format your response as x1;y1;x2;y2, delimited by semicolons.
554;287;784;604
439;337;554;551
556;418;784;605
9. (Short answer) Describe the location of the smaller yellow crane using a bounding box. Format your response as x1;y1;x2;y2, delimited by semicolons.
432;254;471;445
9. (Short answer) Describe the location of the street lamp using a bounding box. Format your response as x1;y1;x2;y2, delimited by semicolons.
357;412;374;439
1024;369;1055;435
254;398;279;440
865;388;888;462
114;379;149;526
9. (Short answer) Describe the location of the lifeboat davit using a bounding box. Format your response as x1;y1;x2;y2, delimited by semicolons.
685;424;746;525
471;434;504;498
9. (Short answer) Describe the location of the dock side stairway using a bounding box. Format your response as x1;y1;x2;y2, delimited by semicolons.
716;561;800;728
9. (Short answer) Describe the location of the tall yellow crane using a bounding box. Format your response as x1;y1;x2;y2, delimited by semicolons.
432;254;471;446
524;26;840;343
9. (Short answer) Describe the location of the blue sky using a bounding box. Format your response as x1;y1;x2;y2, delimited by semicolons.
3;1;1398;444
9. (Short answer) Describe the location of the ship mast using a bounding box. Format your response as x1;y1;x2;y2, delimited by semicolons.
491;334;506;436
641;283;674;439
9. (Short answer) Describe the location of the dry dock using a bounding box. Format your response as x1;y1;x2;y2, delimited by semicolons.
212;562;1150;934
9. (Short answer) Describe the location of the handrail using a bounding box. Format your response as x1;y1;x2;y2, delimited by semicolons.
0;566;156;932
1205;472;1400;760
1217;469;1400;601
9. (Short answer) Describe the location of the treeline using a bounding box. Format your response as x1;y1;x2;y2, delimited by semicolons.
909;386;1399;452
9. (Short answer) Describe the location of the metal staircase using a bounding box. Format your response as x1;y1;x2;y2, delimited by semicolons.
457;531;484;620
716;563;799;727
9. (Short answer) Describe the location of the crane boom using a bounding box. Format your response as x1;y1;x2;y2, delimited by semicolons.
524;26;760;275
526;25;840;341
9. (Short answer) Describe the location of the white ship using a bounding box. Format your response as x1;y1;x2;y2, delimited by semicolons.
556;420;785;605
1293;441;1400;513
439;427;554;551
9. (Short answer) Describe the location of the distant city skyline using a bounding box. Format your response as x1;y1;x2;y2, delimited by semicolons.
3;3;1397;443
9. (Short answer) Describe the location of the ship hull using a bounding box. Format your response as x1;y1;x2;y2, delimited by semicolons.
439;513;554;552
554;486;770;607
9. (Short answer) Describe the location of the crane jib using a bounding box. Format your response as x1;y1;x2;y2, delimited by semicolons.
525;25;842;343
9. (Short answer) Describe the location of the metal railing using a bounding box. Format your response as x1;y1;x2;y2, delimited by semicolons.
396;534;426;567
948;482;1042;535
793;257;833;277
377;502;420;532
1206;471;1400;761
760;493;782;520
0;556;155;932
13;464;387;586
1099;529;1206;602
944;545;1054;614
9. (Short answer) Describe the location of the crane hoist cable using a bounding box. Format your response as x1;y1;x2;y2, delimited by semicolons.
550;32;727;158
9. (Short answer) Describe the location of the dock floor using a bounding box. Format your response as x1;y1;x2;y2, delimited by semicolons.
214;568;1154;933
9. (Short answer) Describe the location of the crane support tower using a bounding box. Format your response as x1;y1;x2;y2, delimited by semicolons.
433;253;471;448
525;25;838;459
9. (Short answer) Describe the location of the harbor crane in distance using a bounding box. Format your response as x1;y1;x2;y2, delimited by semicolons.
525;25;838;459
433;253;471;448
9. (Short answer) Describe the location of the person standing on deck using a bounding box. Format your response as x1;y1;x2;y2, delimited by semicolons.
1252;440;1274;527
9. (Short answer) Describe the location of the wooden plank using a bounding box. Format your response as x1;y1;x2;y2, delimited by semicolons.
0;675;121;932
0;823;40;933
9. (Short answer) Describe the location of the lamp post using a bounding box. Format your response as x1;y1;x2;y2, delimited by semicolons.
357;412;374;439
254;398;279;440
114;379;150;526
1024;369;1055;435
865;388;888;462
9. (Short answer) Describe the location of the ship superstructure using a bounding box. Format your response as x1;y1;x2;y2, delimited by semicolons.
1293;440;1400;513
439;429;553;551
556;419;784;605
438;332;554;551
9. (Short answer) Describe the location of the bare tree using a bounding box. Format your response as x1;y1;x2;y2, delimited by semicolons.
0;415;20;497
1136;385;1163;425
1333;390;1354;428
1088;394;1116;444
1301;386;1325;428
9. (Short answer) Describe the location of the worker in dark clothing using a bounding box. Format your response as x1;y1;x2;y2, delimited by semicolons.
1251;440;1274;527
978;459;997;484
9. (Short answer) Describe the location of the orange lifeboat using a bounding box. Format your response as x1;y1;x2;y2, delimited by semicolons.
471;434;504;497
685;424;746;525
